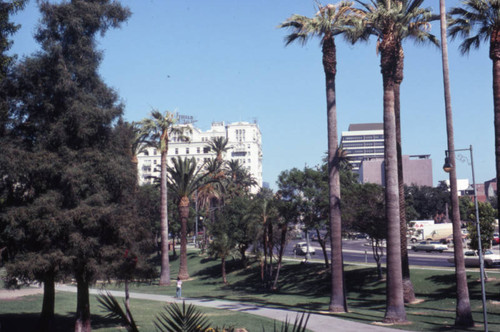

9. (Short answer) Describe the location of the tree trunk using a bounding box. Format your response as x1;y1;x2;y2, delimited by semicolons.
372;239;384;281
221;256;227;284
491;34;500;243
239;244;248;268
159;148;171;285
124;279;131;325
178;196;190;280
439;1;474;327
74;277;91;332
380;29;406;323
272;224;287;290
317;229;329;268
323;33;347;314
394;45;416;304
38;273;55;332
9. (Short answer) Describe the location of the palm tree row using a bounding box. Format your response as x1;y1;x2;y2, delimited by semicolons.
136;115;257;281
280;0;492;327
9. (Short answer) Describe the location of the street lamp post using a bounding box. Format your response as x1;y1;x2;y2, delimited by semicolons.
443;145;488;332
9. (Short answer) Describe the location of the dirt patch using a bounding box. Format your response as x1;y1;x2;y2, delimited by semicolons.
0;288;43;300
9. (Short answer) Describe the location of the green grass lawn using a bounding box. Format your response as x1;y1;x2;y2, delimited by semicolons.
1;250;500;331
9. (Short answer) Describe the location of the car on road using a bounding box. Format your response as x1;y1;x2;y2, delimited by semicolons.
348;232;369;240
412;241;448;253
293;242;315;256
493;233;499;245
448;249;500;267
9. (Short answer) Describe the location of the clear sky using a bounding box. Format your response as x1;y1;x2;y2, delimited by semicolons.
9;0;495;190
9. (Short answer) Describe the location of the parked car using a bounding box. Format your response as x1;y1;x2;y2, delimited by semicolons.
293;242;315;256
493;233;499;245
448;249;500;267
412;241;448;253
348;232;368;240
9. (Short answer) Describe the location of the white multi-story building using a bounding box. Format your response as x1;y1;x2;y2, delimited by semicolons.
340;123;384;172
136;121;263;193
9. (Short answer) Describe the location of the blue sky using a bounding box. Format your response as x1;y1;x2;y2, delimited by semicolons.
10;0;495;190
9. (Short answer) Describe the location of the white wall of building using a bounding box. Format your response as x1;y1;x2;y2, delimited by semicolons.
136;121;263;193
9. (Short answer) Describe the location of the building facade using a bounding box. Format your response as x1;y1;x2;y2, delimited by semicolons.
340;123;384;172
136;121;263;193
359;154;433;187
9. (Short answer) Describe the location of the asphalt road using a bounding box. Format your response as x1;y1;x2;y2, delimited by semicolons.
286;238;500;268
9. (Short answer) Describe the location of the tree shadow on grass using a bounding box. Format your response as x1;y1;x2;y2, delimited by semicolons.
0;312;121;332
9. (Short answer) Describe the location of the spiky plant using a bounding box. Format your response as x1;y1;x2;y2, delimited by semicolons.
155;301;211;332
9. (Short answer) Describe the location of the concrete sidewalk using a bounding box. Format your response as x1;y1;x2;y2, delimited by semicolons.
56;284;409;332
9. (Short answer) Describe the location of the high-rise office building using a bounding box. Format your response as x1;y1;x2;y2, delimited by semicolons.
340;123;384;172
136;121;263;193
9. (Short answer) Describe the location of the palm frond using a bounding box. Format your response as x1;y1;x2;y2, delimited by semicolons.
275;312;310;332
154;301;211;332
97;291;139;332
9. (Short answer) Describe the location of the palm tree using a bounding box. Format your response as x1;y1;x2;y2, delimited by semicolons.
449;0;500;244
207;136;230;161
353;0;437;323
441;0;477;326
279;1;361;313
226;159;257;196
139;110;189;285
168;156;211;280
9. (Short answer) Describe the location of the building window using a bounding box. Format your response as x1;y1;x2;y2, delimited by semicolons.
364;135;373;140
374;135;384;139
343;135;363;141
153;160;157;164
343;142;363;148
186;148;190;154
203;147;210;153
197;147;200;153
153;149;157;155
175;148;178;154
374;142;384;147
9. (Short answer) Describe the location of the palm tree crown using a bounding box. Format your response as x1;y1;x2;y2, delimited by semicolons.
206;136;230;161
449;0;500;58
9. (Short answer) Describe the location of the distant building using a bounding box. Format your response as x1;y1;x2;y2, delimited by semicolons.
136;121;263;193
359;155;433;187
484;178;497;201
340;123;384;172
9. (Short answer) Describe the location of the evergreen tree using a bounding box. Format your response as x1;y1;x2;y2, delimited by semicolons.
1;1;132;331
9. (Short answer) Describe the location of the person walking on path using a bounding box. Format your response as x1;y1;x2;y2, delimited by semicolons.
176;277;182;298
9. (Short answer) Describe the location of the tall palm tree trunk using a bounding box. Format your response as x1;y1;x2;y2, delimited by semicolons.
159;149;171;285
492;34;500;220
439;1;474;327
394;46;416;304
178;196;190;280
380;28;406;323
323;34;347;313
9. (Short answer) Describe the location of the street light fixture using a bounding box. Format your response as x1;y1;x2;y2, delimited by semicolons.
443;145;488;332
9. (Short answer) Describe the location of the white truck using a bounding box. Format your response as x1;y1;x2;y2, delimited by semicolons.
408;220;453;244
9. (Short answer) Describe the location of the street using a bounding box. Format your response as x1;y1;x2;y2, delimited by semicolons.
285;238;500;268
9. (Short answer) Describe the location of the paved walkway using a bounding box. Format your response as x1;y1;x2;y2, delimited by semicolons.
56;284;409;332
